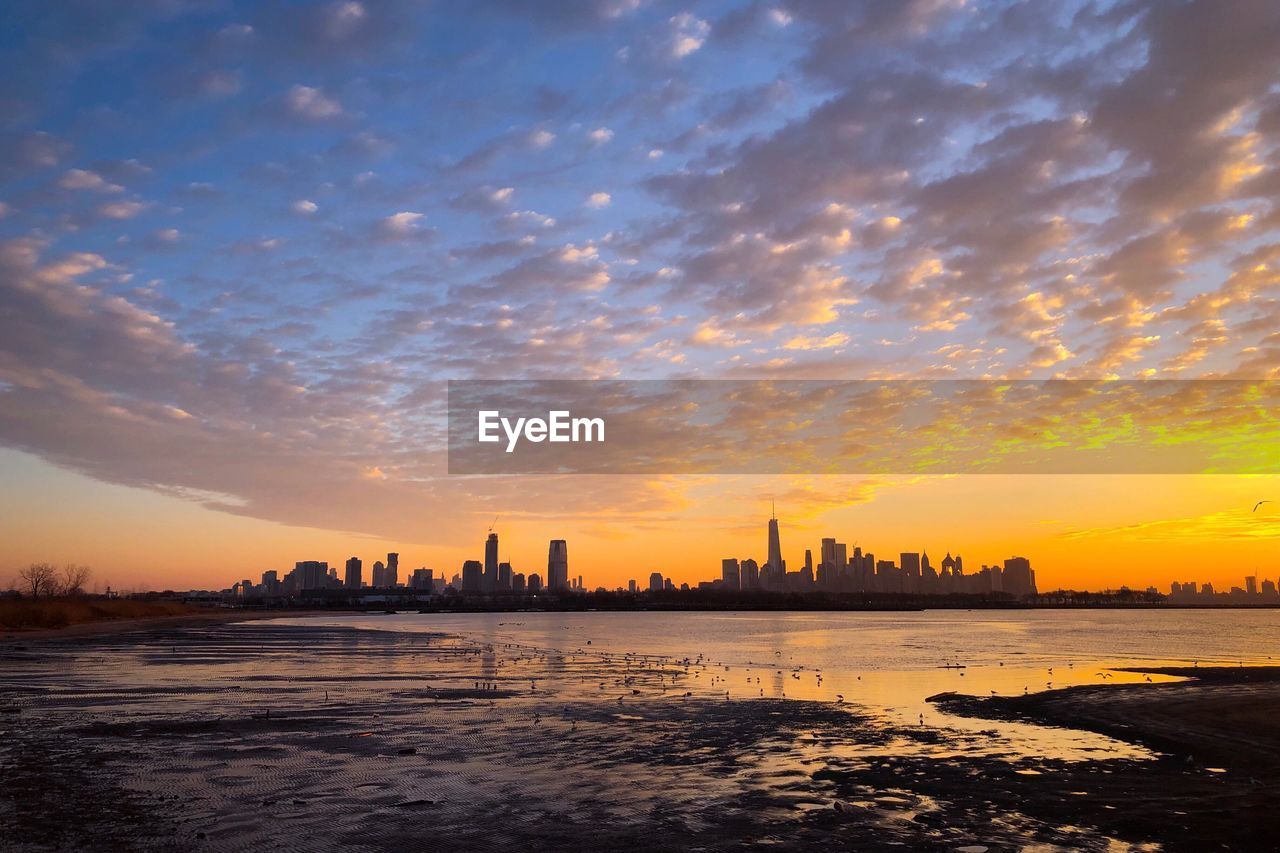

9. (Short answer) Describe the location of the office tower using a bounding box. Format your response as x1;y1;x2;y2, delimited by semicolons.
484;533;499;592
498;561;512;591
462;560;483;593
766;504;784;576
386;552;399;587
740;558;760;590
649;572;664;592
628;579;638;593
296;561;328;590
410;568;433;590
1002;557;1036;597
344;557;362;590
833;543;847;582
512;572;526;593
1246;575;1258;595
261;570;279;594
371;560;386;587
528;573;543;593
820;538;836;573
547;539;569;592
577;574;583;589
721;558;740;590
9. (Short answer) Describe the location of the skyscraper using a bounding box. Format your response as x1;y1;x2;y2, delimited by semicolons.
484;533;499;592
649;571;664;592
386;552;399;587
721;558;740;590
762;499;783;584
462;559;483;593
344;556;362;590
547;539;568;592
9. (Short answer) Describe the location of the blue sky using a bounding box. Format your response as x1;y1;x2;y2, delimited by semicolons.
2;0;1280;588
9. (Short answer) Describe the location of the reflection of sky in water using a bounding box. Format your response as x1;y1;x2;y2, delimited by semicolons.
260;609;1280;762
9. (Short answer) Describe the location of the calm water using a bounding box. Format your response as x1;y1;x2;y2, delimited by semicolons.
264;608;1280;757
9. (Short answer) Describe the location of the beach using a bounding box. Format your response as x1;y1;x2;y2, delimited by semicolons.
3;613;1278;851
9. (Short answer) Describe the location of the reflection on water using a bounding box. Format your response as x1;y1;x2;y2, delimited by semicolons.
3;609;1276;851
267;608;1278;759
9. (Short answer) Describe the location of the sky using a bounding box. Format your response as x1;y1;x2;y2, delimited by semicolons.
2;0;1280;594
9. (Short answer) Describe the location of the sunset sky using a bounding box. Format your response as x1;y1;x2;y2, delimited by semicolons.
2;0;1280;593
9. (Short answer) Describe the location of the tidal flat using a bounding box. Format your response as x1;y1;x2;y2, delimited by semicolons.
2;616;1278;851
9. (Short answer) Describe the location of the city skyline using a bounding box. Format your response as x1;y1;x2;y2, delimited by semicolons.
143;508;1279;602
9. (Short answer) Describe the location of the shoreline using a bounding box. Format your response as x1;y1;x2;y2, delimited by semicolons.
0;608;324;643
930;665;1280;773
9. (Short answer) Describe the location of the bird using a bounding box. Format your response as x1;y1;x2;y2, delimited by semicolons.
1253;500;1272;513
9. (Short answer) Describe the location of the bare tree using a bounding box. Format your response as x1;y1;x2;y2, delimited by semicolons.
62;564;92;596
19;563;60;598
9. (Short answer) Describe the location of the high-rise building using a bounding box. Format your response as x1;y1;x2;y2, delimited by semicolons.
649;571;664;592
261;570;279;594
628;579;638;593
386;552;399;587
498;561;512;591
296;561;328;590
371;560;386;587
1002;557;1036;597
547;539;569;592
766;505;784;576
462;559;483;593
740;558;760;590
512;572;526;593
484;534;499;592
344;557;362;590
410;568;433;590
528;573;543;593
1246;575;1258;595
721;558;740;590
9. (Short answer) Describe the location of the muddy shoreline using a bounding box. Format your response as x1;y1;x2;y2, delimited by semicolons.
4;622;1278;851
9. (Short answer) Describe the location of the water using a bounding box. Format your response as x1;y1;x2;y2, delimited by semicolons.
263;608;1280;758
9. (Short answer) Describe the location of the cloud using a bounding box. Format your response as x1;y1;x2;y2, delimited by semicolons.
585;191;612;209
96;200;146;220
292;199;319;215
668;12;710;58
587;127;614;145
283;85;343;120
58;169;122;192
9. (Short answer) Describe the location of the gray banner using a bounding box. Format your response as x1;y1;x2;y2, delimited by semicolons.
447;379;1280;475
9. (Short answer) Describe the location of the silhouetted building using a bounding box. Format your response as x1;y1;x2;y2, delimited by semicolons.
528;572;543;593
721;558;740;590
386;552;399;587
484;533;499;592
649;572;664;592
547;539;569;592
740;558;760;590
344;557;362;590
1002;557;1036;597
498;561;512;591
462;560;483;593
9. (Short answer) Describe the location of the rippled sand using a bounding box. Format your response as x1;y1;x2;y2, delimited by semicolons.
1;621;1272;851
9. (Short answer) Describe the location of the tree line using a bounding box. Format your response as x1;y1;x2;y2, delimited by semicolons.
12;563;93;598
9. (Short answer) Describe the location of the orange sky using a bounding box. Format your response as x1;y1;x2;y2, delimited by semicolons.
4;448;1278;594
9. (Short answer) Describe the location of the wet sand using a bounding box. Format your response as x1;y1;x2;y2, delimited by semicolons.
3;621;1276;851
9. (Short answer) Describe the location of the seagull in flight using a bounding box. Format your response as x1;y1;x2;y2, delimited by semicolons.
1254;500;1273;513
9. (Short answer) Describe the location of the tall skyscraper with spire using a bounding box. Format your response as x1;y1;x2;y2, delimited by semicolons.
766;501;784;583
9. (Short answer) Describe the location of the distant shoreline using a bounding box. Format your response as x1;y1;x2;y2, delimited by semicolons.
0;608;324;642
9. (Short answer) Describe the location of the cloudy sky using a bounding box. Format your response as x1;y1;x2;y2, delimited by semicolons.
2;0;1279;592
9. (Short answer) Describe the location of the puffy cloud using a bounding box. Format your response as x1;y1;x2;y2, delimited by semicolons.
585;191;612;209
58;169;122;192
667;12;710;58
283;85;343;120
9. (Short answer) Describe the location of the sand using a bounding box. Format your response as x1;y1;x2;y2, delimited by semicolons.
3;621;1277;851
